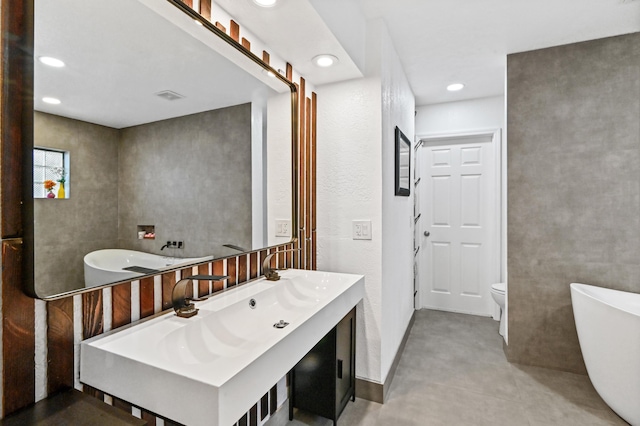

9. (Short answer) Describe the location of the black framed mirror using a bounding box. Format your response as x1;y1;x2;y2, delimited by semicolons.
395;126;411;196
27;0;298;298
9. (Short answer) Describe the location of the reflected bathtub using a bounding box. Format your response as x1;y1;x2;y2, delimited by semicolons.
84;249;213;287
570;283;640;425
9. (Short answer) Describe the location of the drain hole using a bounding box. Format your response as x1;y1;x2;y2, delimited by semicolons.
249;298;257;309
273;320;289;329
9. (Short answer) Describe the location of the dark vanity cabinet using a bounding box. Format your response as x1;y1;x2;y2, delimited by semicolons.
289;308;356;425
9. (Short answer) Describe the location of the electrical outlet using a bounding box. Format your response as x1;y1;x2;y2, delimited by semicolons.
353;220;372;240
275;220;291;237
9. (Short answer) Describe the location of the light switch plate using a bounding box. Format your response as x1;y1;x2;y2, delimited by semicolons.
275;220;291;237
352;220;372;240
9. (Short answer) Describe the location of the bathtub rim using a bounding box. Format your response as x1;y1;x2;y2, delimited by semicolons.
84;248;213;273
570;282;640;317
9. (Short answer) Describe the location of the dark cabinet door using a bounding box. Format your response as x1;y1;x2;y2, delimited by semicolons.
290;307;356;425
335;308;355;414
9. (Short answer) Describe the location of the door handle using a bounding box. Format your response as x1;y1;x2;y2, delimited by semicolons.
424;231;430;237
337;359;343;379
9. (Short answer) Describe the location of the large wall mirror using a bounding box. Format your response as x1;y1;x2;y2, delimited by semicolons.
29;0;297;298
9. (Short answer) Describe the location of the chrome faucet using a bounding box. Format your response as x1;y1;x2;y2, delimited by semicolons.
262;248;302;281
172;274;228;318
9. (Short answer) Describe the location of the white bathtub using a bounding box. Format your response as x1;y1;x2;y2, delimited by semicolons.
84;249;213;287
570;283;640;425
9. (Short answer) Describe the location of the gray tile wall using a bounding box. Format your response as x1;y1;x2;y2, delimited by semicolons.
118;104;252;258
34;104;252;296
34;112;120;296
507;32;640;373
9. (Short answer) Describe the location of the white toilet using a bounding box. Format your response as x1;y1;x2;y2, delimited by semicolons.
490;283;506;336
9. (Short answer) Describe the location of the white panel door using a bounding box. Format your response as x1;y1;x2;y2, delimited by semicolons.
421;137;496;315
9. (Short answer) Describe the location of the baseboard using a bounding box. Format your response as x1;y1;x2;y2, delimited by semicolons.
355;378;383;403
355;310;416;404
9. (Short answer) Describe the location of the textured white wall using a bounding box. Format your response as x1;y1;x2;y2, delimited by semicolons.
266;92;294;247
316;77;383;383
415;96;504;135
316;20;415;385
375;22;416;383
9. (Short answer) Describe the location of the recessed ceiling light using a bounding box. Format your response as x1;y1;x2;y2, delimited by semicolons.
313;54;338;68
42;97;61;105
253;0;277;7
39;56;65;67
194;19;203;26
447;83;465;92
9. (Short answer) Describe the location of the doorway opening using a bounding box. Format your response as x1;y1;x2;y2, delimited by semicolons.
415;130;502;317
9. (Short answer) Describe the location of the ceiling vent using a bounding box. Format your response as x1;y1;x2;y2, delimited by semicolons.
155;90;185;101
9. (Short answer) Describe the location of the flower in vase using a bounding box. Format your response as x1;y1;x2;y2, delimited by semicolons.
44;179;56;198
52;166;66;184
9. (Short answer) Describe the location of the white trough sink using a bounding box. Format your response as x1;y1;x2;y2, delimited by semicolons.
80;269;364;426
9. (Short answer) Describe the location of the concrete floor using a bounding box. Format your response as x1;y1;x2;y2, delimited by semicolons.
267;309;627;426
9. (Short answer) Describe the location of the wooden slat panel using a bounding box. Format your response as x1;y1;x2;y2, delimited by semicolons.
250;404;258;426
215;22;226;33
269;385;277;415
213;259;225;292
241;37;250;50
2;240;35;415
181;0;193;8
198;263;210;297
142;410;157;426
311;92;317;270
259;250;268;276
162;272;177;312
298;78;306;269
82;289;103;340
305;96;312;270
112;282;131;329
230;20;240;42
47;298;74;395
260;394;268;420
268;248;277;271
277;246;285;269
227;257;237;287
238;254;247;284
311;231;317;271
82;385;103;401
200;0;211;20
113;397;132;416
286;63;293;81
139;277;155;319
249;252;258;279
262;51;270;65
238;414;247;426
285;243;292;268
180;267;194;300
294;81;301;270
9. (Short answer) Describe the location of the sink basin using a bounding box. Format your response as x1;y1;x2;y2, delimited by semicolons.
80;269;364;426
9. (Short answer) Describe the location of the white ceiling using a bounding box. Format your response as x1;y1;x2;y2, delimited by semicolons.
215;0;640;106
213;0;364;85
356;0;640;105
35;0;286;129
35;0;640;125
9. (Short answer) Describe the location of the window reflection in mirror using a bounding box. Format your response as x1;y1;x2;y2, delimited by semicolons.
32;0;294;298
